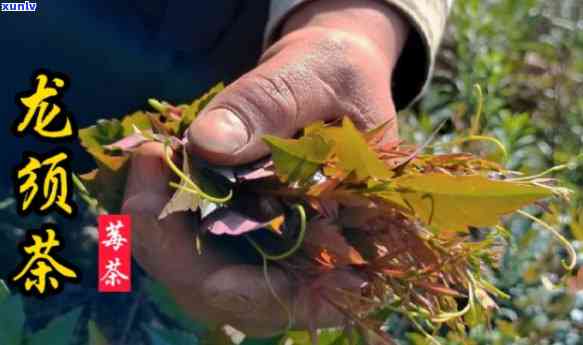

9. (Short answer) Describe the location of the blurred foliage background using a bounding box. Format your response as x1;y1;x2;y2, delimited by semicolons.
1;0;582;344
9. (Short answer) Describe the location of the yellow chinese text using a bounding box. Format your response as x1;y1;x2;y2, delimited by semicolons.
15;72;74;138
16;150;73;216
11;228;79;296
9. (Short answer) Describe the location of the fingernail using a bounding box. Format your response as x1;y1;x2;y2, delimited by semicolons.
188;108;249;155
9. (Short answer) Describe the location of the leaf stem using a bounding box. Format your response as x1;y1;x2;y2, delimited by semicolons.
72;173;105;213
470;84;484;135
439;135;508;162
246;204;307;261
244;206;308;333
507;164;569;182
431;271;475;323
261;256;293;331
148;98;169;114
242;205;308;334
168;181;232;203
163;142;232;203
517;210;576;270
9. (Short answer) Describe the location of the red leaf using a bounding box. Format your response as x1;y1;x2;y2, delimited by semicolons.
304;218;367;267
417;282;466;298
201;209;282;236
103;133;150;152
307;197;339;219
235;159;275;181
338;207;385;228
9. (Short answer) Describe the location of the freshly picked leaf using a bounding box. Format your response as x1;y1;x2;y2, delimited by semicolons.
76;85;574;344
103;132;151;153
303;218;366;268
392;173;554;232
263;134;332;184
79;111;151;170
76;85;224;213
201;208;283;236
78;118;126;171
76;112;154;212
316;117;393;180
278;330;357;345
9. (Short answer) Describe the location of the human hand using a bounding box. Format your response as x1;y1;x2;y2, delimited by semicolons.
123;0;409;337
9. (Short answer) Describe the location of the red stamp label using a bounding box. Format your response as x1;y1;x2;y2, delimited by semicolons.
98;215;131;292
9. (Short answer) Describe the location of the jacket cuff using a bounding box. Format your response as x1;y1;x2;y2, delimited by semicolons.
264;0;452;109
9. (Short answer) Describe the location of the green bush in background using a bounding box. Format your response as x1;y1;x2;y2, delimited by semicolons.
1;0;582;344
400;0;583;343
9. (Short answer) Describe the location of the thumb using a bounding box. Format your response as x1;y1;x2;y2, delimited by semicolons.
186;30;397;166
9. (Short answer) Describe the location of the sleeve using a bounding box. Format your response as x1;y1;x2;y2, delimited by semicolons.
264;0;453;109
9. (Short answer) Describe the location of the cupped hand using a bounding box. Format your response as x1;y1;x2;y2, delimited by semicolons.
122;0;409;337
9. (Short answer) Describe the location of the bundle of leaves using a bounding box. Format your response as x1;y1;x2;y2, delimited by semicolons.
76;84;575;344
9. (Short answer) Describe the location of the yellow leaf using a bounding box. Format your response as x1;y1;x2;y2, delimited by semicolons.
267;215;285;234
263;134;332;183
318;117;393;181
393;173;554;232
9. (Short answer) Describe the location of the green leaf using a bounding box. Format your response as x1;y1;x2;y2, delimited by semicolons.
407;333;431;345
393;173;554;232
363;118;395;143
0;279;9;303
88;320;108;345
28;307;82;345
263;134;332;183
279;330;356;345
144;279;204;333
303;121;327;136
144;326;199;345
318;117;392;181
78;111;151;170
279;331;310;345
121;111;152;136
319;330;353;345
0;294;25;345
77;113;151;212
77;85;225;213
241;336;283;345
78;118;126;170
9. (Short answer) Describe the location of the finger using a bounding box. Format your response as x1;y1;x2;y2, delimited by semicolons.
186;29;397;166
202;265;365;337
200;264;294;336
122;143;365;334
122;142;235;284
